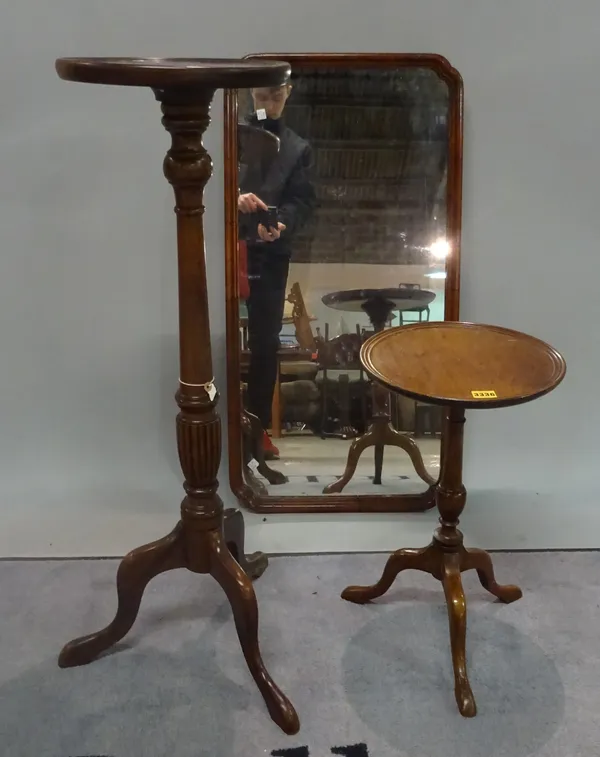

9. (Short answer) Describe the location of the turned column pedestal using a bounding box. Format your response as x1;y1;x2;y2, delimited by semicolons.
55;57;298;735
342;321;566;717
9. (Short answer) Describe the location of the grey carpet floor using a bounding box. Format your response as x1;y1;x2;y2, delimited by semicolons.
0;552;598;757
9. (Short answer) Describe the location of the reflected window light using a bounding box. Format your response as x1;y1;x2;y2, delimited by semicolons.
429;238;450;260
425;271;447;280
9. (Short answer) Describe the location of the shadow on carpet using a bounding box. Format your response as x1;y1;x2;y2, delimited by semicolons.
0;552;597;756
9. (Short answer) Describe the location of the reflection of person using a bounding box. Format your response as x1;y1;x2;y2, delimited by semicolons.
239;83;315;459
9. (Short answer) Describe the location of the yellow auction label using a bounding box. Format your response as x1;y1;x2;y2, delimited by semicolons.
471;390;497;398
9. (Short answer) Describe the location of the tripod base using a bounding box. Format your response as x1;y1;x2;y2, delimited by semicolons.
323;419;435;494
58;508;298;735
342;535;522;717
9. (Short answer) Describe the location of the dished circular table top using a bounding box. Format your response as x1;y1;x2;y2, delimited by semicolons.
361;321;566;409
55;58;291;90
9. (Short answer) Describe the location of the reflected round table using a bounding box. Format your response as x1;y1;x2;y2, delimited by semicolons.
342;321;566;716
321;287;436;494
55;57;299;735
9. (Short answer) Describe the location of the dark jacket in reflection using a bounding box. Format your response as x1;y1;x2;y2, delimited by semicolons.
239;113;315;430
239;113;316;258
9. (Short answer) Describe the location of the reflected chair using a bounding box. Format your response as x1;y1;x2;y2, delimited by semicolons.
317;324;369;439
269;282;319;436
396;282;431;325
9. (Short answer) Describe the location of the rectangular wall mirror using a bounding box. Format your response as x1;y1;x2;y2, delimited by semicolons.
224;53;463;513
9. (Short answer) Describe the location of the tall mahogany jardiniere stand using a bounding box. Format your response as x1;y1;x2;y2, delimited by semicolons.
55;57;298;735
342;321;566;717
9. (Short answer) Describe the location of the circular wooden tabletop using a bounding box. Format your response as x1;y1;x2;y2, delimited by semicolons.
55;58;290;90
322;288;436;313
361;321;566;409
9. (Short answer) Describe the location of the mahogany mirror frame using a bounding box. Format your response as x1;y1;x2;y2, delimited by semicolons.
224;52;464;513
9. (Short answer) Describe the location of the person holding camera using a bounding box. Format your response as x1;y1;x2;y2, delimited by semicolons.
239;82;316;459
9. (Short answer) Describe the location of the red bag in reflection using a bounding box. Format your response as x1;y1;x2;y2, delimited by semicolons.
239;240;250;301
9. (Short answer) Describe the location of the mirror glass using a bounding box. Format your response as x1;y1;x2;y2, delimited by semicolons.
236;66;450;498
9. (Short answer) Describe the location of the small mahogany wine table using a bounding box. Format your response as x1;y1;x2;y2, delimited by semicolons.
54;57;299;735
342;321;566;717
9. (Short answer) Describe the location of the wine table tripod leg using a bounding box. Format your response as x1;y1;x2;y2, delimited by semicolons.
342;537;521;717
442;553;475;717
462;547;523;603
341;406;522;716
341;545;435;603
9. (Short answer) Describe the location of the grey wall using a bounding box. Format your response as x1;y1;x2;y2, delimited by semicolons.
1;0;599;556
